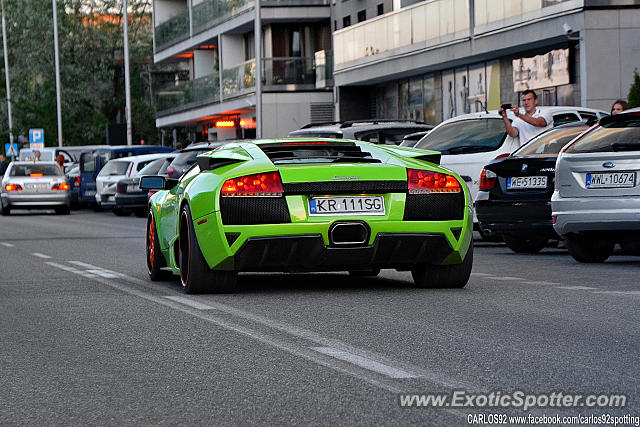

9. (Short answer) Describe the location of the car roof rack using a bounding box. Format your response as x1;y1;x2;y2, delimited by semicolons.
339;119;428;128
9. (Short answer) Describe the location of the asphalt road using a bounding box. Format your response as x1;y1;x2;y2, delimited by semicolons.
1;209;639;426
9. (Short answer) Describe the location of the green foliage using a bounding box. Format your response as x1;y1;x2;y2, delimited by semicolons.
0;0;157;146
628;70;640;109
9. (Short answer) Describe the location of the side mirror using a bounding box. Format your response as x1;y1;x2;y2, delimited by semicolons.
139;176;165;190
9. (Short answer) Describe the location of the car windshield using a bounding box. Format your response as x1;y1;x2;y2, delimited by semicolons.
565;116;640;153
10;164;62;177
415;119;507;154
514;126;588;157
135;158;165;176
99;160;131;176
171;150;207;167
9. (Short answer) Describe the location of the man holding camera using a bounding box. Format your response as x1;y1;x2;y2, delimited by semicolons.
499;89;553;144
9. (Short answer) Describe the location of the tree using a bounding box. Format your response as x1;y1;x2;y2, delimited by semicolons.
0;0;158;146
628;70;640;109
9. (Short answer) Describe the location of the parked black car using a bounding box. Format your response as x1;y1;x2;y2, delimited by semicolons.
65;164;81;209
475;122;590;253
113;156;175;216
288;120;434;145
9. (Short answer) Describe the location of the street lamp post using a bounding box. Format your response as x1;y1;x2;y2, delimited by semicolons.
123;0;133;145
52;0;63;147
254;0;262;138
1;0;13;144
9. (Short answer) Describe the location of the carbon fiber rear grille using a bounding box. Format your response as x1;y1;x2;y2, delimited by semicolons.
221;197;291;225
403;193;465;221
283;180;406;195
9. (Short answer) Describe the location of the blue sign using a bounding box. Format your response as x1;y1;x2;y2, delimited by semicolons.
29;128;44;144
5;143;18;157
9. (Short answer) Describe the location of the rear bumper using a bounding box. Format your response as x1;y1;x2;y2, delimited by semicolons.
115;193;148;209
230;233;453;272
1;192;69;207
552;193;640;235
476;198;556;237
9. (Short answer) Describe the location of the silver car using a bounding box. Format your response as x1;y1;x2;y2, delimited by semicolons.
1;161;70;215
552;108;640;262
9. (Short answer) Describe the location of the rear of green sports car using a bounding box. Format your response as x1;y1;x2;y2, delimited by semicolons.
145;138;473;293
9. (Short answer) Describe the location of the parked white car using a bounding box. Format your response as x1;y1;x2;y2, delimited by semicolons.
552;108;640;263
413;107;609;226
95;153;174;209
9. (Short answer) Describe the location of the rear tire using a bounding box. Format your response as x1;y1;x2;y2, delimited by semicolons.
179;204;236;294
146;212;170;281
564;234;613;263
348;269;380;277
411;241;473;288
502;234;547;254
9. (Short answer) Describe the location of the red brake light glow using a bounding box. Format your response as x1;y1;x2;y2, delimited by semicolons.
5;183;23;191
52;183;70;191
407;169;461;194
30;173;44;178
221;172;283;197
478;169;497;191
74;176;81;188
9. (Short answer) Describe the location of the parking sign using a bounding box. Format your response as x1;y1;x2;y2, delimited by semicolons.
29;128;45;145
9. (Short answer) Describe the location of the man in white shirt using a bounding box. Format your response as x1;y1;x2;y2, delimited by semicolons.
500;90;553;144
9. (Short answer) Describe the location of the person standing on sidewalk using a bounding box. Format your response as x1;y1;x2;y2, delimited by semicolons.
499;90;553;144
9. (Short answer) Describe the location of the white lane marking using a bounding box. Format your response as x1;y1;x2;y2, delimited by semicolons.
312;347;418;379
32;253;52;259
59;261;467;390
45;262;98;278
593;291;640;296
69;261;123;278
86;269;119;279
486;276;523;281
558;286;599;291
521;281;561;286
470;272;492;276
164;296;215;310
1;242;15;247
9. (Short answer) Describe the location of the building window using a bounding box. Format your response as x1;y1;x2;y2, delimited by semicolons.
357;10;366;23
377;3;384;15
342;15;351;28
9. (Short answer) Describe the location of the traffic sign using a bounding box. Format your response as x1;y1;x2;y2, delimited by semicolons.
29;128;45;144
5;143;18;157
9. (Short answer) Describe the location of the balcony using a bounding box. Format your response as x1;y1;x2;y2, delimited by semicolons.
155;53;333;116
156;72;220;117
474;0;582;34
192;0;255;36
333;0;470;68
155;11;190;51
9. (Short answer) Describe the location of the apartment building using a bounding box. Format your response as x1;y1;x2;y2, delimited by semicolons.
152;0;333;142
331;0;640;124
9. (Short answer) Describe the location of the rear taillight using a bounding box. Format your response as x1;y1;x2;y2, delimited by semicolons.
73;176;81;188
52;183;69;191
5;184;23;191
30;173;44;178
166;166;175;177
494;153;510;159
478;169;497;191
221;172;283;197
407;169;461;194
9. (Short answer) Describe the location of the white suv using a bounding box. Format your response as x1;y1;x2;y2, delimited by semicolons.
95;153;173;209
411;107;609;226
